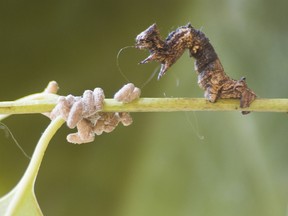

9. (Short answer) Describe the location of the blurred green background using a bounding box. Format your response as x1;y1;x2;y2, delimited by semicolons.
0;0;288;215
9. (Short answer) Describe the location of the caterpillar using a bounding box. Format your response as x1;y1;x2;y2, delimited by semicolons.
135;23;257;114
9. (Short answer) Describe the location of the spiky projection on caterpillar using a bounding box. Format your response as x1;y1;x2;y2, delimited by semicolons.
135;23;256;114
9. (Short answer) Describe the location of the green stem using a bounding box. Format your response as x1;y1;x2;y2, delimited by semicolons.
5;116;65;215
0;97;287;116
0;93;59;121
104;98;288;113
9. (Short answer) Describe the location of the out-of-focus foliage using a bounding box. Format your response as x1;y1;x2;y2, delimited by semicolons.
0;0;287;215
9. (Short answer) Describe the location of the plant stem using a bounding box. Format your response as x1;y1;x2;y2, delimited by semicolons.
0;93;58;121
0;97;287;115
104;98;288;113
5;116;65;215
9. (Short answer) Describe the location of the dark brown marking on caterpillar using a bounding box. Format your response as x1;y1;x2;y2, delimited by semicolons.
135;23;257;114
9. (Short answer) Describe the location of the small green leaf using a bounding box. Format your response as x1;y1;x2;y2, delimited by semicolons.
0;184;42;216
0;116;64;216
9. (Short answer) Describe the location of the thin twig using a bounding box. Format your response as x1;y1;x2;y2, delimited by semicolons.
0;97;287;115
0;93;59;121
104;98;288;113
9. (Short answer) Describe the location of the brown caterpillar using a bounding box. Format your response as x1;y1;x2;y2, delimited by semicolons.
135;23;257;114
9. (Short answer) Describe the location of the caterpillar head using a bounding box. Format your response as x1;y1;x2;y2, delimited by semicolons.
135;24;161;50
